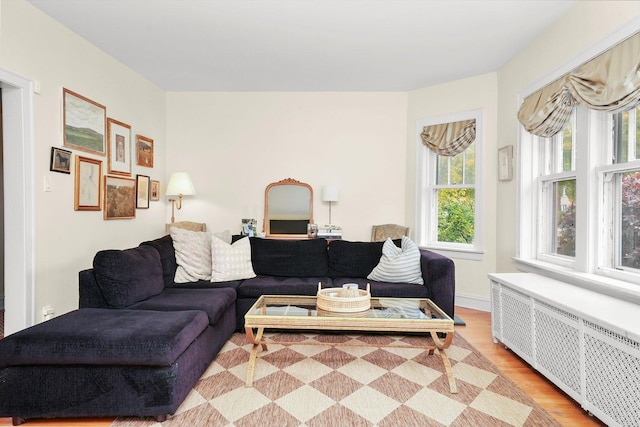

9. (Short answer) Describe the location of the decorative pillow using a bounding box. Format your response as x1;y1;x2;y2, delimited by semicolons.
367;237;424;285
211;236;256;282
213;229;232;244
93;245;164;308
170;227;212;283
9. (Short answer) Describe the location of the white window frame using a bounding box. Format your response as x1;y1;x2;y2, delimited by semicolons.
415;109;483;261
516;20;640;303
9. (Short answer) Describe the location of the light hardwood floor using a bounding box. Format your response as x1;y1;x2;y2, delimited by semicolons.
0;306;605;426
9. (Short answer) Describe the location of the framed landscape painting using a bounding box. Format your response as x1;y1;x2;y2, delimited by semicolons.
107;118;132;176
63;88;106;156
104;175;136;219
136;135;154;167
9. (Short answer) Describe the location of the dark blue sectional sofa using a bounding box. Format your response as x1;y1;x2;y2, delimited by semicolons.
0;234;455;424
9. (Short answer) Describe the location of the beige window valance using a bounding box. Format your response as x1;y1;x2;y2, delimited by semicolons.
518;32;640;137
421;119;476;156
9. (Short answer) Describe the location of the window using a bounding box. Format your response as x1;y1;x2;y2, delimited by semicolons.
416;110;483;259
520;104;640;287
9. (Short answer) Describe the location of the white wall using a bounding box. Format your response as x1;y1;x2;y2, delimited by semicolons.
405;73;498;308
496;0;640;272
0;0;168;325
166;92;408;241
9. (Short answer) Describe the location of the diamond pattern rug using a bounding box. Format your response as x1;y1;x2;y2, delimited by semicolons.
112;332;560;427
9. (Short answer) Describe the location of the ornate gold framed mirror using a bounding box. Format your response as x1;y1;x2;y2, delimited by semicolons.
264;178;313;238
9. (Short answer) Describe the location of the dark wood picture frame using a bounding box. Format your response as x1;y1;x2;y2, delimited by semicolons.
104;175;136;219
50;147;72;174
63;88;106;156
136;135;154;168
136;174;150;209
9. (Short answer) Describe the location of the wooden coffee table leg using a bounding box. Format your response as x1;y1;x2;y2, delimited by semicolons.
430;331;457;393
245;327;266;387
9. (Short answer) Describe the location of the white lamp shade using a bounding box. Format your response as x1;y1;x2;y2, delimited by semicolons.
322;185;339;202
166;172;196;196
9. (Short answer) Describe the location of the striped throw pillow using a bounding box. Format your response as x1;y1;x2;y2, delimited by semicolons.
367;236;424;285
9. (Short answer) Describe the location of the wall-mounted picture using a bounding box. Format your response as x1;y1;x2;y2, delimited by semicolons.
150;180;160;201
107;118;132;176
50;147;72;174
63;88;106;156
74;156;102;211
136;174;150;209
104;175;136;219
136;135;154;167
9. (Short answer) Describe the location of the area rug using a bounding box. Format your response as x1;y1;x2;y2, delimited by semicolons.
112;332;559;427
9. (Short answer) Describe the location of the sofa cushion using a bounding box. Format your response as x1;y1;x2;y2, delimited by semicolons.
211;236;256;282
0;308;209;367
367;237;424;284
250;237;328;277
327;240;390;278
128;287;236;325
170;227;212;283
93;245;164;308
238;275;327;298
140;235;177;287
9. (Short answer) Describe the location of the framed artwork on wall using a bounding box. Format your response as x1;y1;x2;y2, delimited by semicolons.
498;145;513;181
50;147;72;174
136;135;154;167
150;180;160;201
136;174;150;209
107;118;132;176
104;175;136;219
74;156;102;211
63;88;106;156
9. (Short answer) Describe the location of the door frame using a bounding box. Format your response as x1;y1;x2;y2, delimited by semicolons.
0;67;35;335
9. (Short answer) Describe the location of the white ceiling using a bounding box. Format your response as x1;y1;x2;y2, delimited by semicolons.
26;0;577;91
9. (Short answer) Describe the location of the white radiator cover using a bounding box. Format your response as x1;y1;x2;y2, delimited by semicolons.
489;273;640;427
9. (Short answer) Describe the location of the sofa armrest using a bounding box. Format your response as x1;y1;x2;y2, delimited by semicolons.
419;249;455;318
78;269;110;308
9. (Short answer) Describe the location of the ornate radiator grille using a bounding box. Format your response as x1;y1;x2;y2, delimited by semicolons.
534;303;581;399
584;323;640;426
501;287;533;360
490;281;502;340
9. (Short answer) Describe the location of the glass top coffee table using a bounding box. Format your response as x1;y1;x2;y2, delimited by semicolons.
244;295;457;393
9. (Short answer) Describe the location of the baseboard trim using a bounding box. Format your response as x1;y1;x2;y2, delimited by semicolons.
455;293;490;312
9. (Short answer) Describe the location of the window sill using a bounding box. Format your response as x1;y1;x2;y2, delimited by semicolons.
514;257;640;306
423;246;484;261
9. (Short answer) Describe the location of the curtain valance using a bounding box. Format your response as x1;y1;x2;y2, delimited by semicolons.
518;32;640;137
421;119;476;156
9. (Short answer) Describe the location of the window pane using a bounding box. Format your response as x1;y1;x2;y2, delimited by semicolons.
436;156;448;184
553;179;576;257
465;142;476;184
562;120;574;172
437;188;475;243
449;152;464;185
615;110;630;163
619;171;640;269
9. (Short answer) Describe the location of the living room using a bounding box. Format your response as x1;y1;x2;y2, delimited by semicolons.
1;0;639;425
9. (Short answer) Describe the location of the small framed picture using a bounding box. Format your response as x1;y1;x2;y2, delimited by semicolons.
136;174;150;209
150;180;160;201
63;88;106;156
74;156;102;211
104;175;136;219
107;118;132;176
136;135;154;168
50;147;72;174
498;145;513;181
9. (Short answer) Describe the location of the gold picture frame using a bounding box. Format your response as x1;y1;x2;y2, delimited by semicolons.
150;180;160;201
136;174;150;209
74;156;102;211
136;135;154;168
104;175;136;219
107;118;132;176
63;88;106;156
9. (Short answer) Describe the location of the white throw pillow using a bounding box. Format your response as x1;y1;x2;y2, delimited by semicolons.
211;235;256;282
367;236;424;285
170;227;212;283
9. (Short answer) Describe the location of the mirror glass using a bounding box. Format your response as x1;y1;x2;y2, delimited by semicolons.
264;178;313;237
